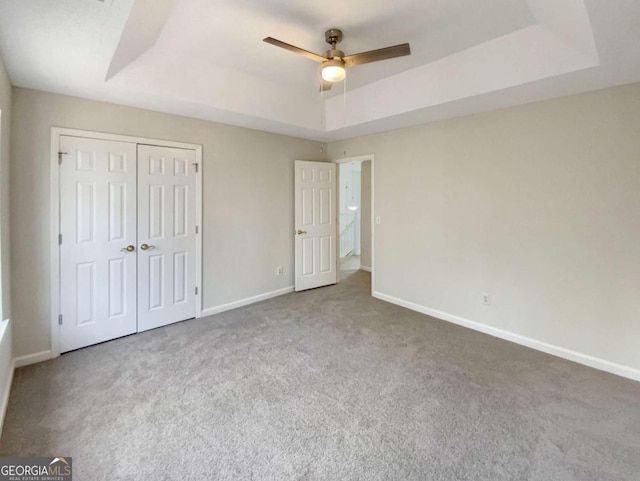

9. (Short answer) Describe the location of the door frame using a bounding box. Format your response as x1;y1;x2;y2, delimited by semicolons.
49;127;203;358
333;154;375;294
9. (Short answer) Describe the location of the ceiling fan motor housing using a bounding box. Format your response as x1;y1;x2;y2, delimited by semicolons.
324;49;345;60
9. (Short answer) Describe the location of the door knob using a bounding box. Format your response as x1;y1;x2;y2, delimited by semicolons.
296;230;307;235
120;245;135;252
140;243;155;250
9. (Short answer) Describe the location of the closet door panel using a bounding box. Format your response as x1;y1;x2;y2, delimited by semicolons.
59;136;138;352
137;145;197;331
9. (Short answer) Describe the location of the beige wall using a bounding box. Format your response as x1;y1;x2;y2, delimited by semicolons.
328;82;640;373
0;52;11;322
10;88;325;358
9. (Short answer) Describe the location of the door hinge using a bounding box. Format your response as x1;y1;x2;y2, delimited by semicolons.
58;152;68;164
195;286;198;295
195;225;199;234
58;314;63;325
193;163;199;173
58;234;62;245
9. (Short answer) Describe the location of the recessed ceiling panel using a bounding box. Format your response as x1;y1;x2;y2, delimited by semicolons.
1;0;640;140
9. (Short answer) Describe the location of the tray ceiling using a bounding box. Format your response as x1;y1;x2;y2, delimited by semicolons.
0;0;639;140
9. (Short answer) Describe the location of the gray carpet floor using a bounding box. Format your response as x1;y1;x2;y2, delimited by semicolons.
1;270;639;480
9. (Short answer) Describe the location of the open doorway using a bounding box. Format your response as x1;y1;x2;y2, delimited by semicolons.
337;158;372;276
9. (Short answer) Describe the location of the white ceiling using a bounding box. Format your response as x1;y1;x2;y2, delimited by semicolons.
0;0;639;141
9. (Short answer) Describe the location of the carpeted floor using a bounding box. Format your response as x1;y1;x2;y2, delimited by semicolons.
1;270;639;480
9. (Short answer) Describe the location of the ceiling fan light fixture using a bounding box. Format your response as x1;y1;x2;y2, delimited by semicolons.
322;59;346;82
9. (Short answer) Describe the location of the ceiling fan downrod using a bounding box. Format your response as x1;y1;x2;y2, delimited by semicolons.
324;29;345;60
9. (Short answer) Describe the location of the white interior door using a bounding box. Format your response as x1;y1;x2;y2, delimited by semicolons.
294;161;337;291
59;136;138;352
137;145;197;331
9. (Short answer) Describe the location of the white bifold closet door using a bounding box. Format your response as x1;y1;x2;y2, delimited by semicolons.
136;145;197;332
59;136;197;352
60;136;138;352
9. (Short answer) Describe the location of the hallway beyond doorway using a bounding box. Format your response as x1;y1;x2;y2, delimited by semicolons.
340;255;360;272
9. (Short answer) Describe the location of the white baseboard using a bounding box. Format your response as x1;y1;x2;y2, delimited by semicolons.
359;265;372;272
201;286;295;318
14;350;51;368
373;291;640;383
0;358;15;438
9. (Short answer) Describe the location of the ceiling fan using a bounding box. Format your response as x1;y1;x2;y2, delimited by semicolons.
263;29;411;91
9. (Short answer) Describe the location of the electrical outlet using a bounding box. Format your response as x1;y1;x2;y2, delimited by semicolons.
276;266;283;276
481;293;491;305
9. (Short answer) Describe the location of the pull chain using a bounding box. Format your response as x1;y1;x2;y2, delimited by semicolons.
320;66;325;127
343;74;347;126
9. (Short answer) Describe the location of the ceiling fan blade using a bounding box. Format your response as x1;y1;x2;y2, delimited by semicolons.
320;79;333;92
263;37;326;63
343;43;411;67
